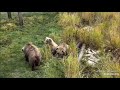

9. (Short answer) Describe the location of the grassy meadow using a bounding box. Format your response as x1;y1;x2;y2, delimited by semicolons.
0;12;120;78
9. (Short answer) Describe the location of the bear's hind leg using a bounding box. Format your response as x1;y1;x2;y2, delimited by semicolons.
25;55;29;62
31;62;35;71
35;56;40;66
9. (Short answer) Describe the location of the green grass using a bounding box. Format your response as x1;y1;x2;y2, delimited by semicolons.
0;12;63;78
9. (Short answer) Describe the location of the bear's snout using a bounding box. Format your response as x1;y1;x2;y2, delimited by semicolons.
22;46;25;51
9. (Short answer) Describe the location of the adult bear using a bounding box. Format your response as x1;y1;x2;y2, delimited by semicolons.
22;42;42;71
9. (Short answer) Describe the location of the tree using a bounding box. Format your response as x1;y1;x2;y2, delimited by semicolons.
18;12;23;26
7;12;12;19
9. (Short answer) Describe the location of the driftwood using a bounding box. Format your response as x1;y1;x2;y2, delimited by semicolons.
78;44;86;62
78;44;100;66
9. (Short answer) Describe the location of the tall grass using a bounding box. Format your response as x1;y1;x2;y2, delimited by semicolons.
58;12;120;78
98;53;120;78
40;45;53;61
63;41;80;78
108;20;120;48
58;12;80;29
58;12;120;49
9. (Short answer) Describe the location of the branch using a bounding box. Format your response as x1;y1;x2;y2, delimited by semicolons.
78;44;86;62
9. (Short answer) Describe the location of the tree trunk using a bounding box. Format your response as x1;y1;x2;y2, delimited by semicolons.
18;12;23;26
7;12;12;19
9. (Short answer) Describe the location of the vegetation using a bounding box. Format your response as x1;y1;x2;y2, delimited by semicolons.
0;12;120;78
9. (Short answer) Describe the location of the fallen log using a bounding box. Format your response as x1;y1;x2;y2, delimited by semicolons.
78;44;86;62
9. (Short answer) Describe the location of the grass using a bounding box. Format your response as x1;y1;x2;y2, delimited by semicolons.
0;12;120;78
63;40;80;78
58;12;120;78
0;12;63;78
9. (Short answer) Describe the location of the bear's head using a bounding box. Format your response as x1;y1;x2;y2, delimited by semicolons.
55;46;67;58
44;37;52;44
22;42;33;52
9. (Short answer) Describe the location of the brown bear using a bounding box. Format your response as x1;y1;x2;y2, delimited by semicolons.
55;43;69;58
22;42;42;71
44;37;58;56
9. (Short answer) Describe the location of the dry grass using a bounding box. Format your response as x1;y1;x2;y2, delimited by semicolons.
58;12;120;78
63;41;79;78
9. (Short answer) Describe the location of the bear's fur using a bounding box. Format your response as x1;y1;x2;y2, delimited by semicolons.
44;37;58;56
22;42;42;71
55;43;69;58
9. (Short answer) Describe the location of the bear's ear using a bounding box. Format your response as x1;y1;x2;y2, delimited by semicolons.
56;47;58;50
27;42;32;45
46;37;49;39
48;39;52;43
